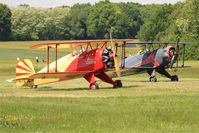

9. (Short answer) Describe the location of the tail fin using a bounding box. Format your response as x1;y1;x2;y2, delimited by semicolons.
15;59;35;87
16;59;35;79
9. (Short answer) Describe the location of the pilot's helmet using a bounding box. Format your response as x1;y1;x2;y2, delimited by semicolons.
146;48;150;53
72;50;78;56
103;48;109;55
138;50;144;55
107;47;113;52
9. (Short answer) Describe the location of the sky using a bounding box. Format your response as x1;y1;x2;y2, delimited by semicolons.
0;0;182;8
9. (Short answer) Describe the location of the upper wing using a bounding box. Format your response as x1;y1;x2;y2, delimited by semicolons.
125;42;190;47
128;65;192;69
30;39;134;50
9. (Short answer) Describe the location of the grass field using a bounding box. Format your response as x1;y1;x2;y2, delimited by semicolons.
0;41;199;132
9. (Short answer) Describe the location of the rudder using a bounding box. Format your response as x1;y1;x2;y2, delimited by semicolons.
16;59;35;87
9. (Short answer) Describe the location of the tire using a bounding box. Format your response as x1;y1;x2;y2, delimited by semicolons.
149;76;157;82
90;82;99;89
30;85;37;89
171;75;179;81
94;82;99;89
34;85;38;88
113;80;123;88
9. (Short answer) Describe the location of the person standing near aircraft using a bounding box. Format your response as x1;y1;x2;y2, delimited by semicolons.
36;56;39;63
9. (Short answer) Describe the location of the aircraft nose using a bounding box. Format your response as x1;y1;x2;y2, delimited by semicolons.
169;48;178;69
102;48;114;68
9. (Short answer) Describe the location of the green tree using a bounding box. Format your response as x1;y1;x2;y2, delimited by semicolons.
138;4;174;41
87;1;118;39
162;0;199;60
87;1;142;39
0;4;12;40
39;7;70;40
67;3;92;39
115;3;142;38
182;0;199;60
11;6;70;40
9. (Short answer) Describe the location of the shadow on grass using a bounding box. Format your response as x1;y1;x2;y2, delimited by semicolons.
37;85;139;92
138;80;169;83
123;79;178;83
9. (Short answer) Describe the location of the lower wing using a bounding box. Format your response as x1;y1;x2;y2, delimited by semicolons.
29;71;92;79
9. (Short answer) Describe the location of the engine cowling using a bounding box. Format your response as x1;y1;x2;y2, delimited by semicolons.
102;48;114;69
167;47;177;69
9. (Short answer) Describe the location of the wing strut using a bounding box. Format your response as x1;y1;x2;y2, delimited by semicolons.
182;43;185;67
176;36;180;67
122;42;126;68
47;46;50;72
110;32;121;80
55;44;58;72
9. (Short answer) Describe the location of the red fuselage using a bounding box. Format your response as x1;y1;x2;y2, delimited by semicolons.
65;48;105;73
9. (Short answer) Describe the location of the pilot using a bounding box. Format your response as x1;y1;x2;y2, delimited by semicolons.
72;50;78;56
17;57;20;61
138;50;144;55
80;48;85;53
146;48;150;53
36;56;39;63
107;47;113;53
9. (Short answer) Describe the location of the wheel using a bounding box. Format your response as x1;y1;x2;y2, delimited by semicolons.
171;75;178;81
34;85;38;88
113;80;123;88
149;76;157;82
90;82;99;89
30;85;37;89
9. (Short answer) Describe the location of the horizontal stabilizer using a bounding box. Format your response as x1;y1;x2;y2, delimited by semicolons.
7;59;35;87
125;42;190;47
6;78;16;83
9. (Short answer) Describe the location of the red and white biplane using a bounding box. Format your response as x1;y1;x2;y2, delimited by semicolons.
9;39;134;89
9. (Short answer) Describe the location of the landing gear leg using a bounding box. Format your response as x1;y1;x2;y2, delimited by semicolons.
95;72;121;89
148;69;157;82
84;73;99;89
157;68;179;81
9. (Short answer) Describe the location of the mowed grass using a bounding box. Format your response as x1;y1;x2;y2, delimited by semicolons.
0;41;199;132
1;96;199;132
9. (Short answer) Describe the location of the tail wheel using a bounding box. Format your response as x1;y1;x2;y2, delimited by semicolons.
90;82;99;90
30;85;37;89
149;76;157;82
113;80;123;88
34;85;38;89
171;75;179;81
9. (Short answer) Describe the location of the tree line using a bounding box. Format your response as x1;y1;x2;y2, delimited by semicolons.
0;0;198;59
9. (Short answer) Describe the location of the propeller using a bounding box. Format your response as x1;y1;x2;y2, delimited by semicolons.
169;37;179;69
169;53;177;69
109;30;121;80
